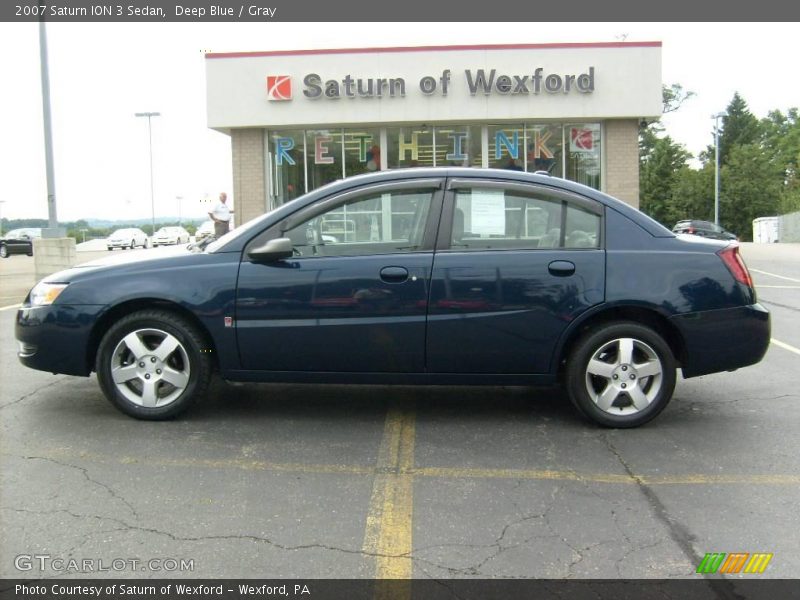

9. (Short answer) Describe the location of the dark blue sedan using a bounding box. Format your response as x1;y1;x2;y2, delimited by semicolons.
15;169;770;427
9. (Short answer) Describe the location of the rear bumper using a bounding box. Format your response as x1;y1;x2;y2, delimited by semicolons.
671;303;770;378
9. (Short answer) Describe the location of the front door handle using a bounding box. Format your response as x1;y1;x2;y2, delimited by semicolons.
548;260;575;276
380;266;409;283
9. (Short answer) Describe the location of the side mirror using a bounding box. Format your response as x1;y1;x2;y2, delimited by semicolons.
247;237;294;263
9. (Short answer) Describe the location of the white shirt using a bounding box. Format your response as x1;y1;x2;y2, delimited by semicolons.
211;201;231;222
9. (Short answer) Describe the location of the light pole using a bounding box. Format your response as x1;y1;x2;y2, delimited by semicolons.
135;112;160;236
712;111;726;226
0;200;5;236
176;195;183;226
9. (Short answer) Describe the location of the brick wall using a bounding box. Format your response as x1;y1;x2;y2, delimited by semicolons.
231;128;266;227
604;119;640;209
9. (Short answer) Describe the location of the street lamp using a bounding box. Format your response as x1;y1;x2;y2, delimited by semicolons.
176;196;183;226
712;111;726;226
135;112;160;236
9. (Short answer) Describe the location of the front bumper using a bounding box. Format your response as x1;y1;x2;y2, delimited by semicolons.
671;303;771;378
16;304;105;376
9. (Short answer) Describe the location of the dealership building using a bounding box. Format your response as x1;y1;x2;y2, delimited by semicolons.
205;42;662;226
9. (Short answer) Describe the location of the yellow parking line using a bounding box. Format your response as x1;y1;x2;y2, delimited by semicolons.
12;448;800;487
363;407;416;585
413;467;800;486
771;338;800;357
751;268;800;283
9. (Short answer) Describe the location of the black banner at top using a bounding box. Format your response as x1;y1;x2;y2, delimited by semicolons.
2;0;799;22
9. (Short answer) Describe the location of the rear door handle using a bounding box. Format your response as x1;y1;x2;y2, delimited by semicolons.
548;260;575;276
380;266;409;283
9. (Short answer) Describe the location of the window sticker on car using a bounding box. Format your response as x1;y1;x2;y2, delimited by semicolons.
469;190;506;236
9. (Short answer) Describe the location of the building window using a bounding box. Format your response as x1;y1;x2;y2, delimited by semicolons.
566;123;602;190
268;121;604;206
525;123;563;178
386;126;434;168
488;125;524;171
305;129;344;190
434;125;482;167
343;127;382;177
270;130;305;205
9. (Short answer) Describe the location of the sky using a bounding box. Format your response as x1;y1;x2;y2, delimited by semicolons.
1;22;798;223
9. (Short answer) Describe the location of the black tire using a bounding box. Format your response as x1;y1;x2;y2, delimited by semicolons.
107;247;114;251
565;322;676;428
0;245;8;258
95;309;212;420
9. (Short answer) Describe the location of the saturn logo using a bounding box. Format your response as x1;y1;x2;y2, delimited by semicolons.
266;75;292;101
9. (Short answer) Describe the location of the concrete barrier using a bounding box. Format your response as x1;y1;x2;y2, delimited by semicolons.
33;237;77;281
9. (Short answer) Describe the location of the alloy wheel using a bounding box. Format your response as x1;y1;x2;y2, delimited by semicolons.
109;328;191;408
584;337;663;416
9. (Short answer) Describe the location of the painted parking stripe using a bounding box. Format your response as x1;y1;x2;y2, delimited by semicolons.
362;406;416;584
8;448;800;486
771;338;800;357
750;268;800;283
0;303;21;311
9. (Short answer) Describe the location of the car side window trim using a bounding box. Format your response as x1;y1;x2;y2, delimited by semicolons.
244;178;446;260
437;178;604;252
447;178;603;215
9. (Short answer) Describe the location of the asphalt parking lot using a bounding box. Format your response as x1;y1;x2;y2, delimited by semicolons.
1;243;799;581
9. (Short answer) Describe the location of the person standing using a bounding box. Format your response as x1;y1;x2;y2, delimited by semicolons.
208;192;234;238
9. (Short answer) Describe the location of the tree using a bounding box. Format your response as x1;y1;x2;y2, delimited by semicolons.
761;108;800;214
720;143;783;240
639;135;691;226
638;84;694;226
719;93;761;166
670;165;715;224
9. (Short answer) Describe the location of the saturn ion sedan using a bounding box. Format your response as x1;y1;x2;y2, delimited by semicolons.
15;169;770;427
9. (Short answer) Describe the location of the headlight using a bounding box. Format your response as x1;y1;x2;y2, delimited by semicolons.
29;282;69;306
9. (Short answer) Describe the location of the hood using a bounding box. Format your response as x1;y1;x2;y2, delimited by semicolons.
43;245;192;282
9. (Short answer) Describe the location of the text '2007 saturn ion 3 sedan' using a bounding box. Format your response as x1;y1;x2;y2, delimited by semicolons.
15;169;770;427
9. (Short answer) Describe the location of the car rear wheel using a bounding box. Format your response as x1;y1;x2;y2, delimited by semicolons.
565;322;676;428
96;310;212;420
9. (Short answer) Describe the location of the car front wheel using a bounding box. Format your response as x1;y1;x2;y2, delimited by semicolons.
565;322;676;428
0;245;8;258
96;310;212;419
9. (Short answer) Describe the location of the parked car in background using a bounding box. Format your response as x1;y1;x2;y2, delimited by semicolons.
107;228;149;251
16;169;770;427
672;220;738;241
152;226;190;246
0;228;42;258
194;220;215;243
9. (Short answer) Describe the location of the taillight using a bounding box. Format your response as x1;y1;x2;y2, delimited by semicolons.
717;243;754;288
